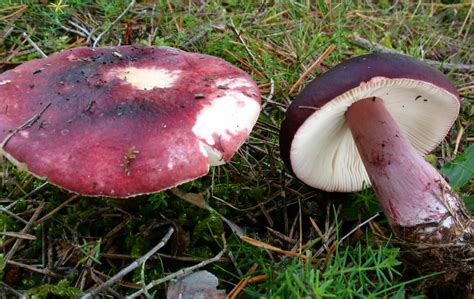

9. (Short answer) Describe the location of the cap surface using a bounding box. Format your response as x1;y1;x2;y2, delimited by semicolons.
280;53;460;192
0;46;261;197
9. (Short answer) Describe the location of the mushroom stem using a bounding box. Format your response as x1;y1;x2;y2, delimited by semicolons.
346;97;469;241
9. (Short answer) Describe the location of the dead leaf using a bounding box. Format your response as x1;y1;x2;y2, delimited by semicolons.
171;188;244;236
171;188;207;209
167;270;226;299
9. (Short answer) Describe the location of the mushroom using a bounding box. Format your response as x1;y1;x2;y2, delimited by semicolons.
280;53;472;293
0;46;261;198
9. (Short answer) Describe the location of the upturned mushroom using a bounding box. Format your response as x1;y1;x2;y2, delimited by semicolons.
0;46;261;197
280;53;472;294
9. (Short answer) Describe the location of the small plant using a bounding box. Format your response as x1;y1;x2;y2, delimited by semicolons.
226;233;429;298
26;279;82;297
77;239;102;267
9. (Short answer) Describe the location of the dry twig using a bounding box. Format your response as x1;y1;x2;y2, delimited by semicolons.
351;33;474;73
81;226;175;298
289;45;336;94
127;234;227;298
21;32;47;58
35;194;79;225
93;0;136;47
0;281;25;298
0;202;45;271
240;235;311;260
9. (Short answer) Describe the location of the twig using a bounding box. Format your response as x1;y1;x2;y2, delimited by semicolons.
240;235;310;260
126;235;227;298
147;1;158;46
35;194;79;225
351;33;474;73
21;32;47;58
100;252;227;263
81;227;174;298
266;226;298;244
91;268;141;290
67;19;97;44
453;126;464;156
289;45;336;94
0;206;28;224
261;78;275;105
458;4;472;37
93;0;136;47
18;181;49;201
339;213;380;244
229;263;258;299
228;18;267;78
0;103;51;150
68;19;92;36
59;24;87;38
0;231;36;240
0;202;45;271
309;216;329;251
229;18;260;69
0;281;25;298
6;260;60;277
230;274;268;299
89;269;124;298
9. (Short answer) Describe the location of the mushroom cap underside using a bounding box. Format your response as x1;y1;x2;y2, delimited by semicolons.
280;53;460;192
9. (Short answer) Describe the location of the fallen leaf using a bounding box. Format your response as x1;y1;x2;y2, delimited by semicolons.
171;188;244;236
167;270;226;299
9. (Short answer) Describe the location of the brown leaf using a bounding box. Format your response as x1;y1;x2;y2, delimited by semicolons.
171;188;207;209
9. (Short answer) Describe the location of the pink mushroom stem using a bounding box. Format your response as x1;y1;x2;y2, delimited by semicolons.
346;97;464;240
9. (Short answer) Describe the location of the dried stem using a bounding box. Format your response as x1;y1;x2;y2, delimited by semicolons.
351;33;474;73
126;234;227;298
92;0;136;47
81;226;175;298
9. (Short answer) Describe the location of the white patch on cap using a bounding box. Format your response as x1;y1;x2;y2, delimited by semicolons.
198;142;226;166
0;80;11;85
110;67;181;90
214;77;253;89
290;78;459;192
192;88;260;166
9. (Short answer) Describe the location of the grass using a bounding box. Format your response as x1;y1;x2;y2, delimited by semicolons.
0;0;473;297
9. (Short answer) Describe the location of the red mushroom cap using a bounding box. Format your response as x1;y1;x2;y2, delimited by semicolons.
0;46;261;197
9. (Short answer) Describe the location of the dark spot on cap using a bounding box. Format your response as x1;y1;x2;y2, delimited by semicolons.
194;93;205;99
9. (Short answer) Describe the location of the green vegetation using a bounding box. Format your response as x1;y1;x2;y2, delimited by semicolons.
0;0;472;297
